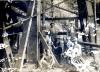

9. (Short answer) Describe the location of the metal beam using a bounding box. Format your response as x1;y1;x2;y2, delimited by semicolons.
45;0;67;11
45;17;78;20
46;2;78;15
33;15;93;20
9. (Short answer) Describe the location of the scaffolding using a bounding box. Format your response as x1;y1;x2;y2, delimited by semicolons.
0;0;100;72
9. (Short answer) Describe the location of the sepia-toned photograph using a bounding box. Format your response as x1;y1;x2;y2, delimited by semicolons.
0;0;100;72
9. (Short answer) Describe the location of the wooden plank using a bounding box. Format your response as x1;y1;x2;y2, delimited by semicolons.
39;32;59;65
19;1;35;72
3;25;14;68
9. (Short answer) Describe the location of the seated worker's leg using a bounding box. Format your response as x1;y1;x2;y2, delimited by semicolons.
8;34;18;54
0;30;3;43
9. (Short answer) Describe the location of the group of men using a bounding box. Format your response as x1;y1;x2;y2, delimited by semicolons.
44;22;82;64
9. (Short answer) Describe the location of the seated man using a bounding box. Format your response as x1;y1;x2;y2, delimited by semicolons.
67;37;74;48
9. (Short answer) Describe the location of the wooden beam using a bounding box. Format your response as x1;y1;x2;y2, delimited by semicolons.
78;41;100;47
37;0;41;62
86;0;94;17
39;32;59;65
19;1;35;72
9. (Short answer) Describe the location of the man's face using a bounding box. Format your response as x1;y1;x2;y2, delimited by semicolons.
50;23;54;28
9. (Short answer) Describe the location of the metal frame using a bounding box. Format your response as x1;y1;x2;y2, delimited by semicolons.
45;0;68;11
46;2;78;15
44;15;94;20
